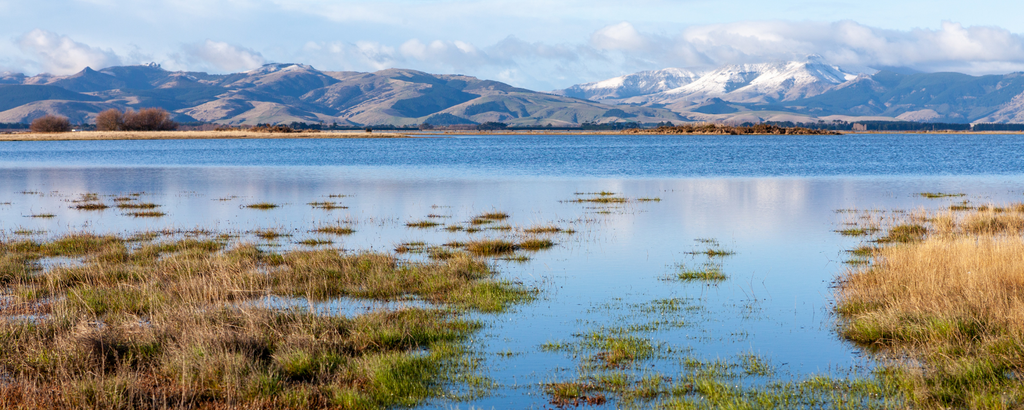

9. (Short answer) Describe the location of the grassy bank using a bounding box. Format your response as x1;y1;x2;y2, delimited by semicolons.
837;205;1024;408
0;232;533;408
0;130;408;141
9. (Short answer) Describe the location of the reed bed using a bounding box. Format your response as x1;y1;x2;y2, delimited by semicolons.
837;205;1024;408
0;232;534;408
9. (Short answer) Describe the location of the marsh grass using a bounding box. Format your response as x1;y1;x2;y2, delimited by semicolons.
462;240;517;256
406;220;441;229
0;231;535;408
296;238;333;246
876;224;927;243
245;202;279;210
523;225;575;234
837;227;879;236
686;247;735;257
253;229;291;240
570;197;628;204
28;213;55;219
308;201;347;210
72;203;109;211
115;202;159;209
919;192;966;198
313;226;355;236
126;211;166;218
543;296;905;409
837;204;1024;408
675;263;726;281
477;212;508;220
518;238;554;251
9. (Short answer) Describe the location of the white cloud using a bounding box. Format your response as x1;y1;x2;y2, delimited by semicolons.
178;40;265;72
673;20;1024;74
398;39;496;70
591;22;649;51
16;29;121;75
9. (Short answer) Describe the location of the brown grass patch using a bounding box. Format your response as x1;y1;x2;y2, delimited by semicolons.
836;204;1024;407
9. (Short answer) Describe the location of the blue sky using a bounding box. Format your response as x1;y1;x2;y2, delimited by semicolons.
3;0;1023;90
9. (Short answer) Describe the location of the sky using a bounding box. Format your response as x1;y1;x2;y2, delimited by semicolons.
3;0;1024;90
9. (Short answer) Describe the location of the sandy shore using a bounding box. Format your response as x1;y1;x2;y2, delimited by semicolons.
0;130;409;141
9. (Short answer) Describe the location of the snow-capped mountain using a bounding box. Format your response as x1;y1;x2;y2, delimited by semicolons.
559;56;862;106
554;68;703;103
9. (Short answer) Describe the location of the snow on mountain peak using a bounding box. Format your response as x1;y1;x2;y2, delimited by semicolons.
564;57;865;106
554;67;703;102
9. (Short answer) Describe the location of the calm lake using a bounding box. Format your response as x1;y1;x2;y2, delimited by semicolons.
1;133;1023;408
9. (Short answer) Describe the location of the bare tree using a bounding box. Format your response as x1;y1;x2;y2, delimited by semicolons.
30;115;72;133
95;109;124;131
121;108;178;131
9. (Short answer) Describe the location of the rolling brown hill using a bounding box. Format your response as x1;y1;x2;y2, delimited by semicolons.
0;63;683;126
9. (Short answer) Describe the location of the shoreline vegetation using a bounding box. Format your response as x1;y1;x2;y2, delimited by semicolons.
836;203;1024;408
624;123;843;135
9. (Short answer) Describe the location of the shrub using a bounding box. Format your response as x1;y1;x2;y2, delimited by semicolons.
122;108;177;131
94;109;124;131
29;114;72;133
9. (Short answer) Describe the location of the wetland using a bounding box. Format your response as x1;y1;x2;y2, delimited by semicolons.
2;133;1024;408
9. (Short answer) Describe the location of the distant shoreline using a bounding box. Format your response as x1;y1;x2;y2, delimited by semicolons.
0;130;409;141
4;129;1024;141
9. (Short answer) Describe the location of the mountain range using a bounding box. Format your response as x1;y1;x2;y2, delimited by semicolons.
4;56;1024;125
0;63;681;126
555;56;1024;124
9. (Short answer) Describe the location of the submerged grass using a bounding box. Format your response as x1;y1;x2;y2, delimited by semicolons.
0;229;536;408
837;204;1024;408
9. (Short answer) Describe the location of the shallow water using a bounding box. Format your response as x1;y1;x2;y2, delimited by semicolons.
1;134;1023;407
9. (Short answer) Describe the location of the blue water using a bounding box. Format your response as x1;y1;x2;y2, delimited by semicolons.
2;133;1023;177
1;133;1023;408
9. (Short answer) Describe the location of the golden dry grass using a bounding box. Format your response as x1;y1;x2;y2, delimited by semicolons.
837;204;1024;408
0;130;408;141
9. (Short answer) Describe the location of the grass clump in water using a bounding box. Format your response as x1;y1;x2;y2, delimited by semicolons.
313;226;355;236
126;211;166;218
253;229;291;240
571;197;628;204
523;225;574;234
29;213;55;218
116;202;160;209
296;238;333;246
244;202;279;210
675;263;726;281
308;201;347;210
836;227;878;236
406;220;440;229
463;239;517;256
518;238;554;251
72;202;109;210
919;192;966;198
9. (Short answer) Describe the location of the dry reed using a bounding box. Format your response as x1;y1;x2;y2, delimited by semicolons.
837;204;1024;408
